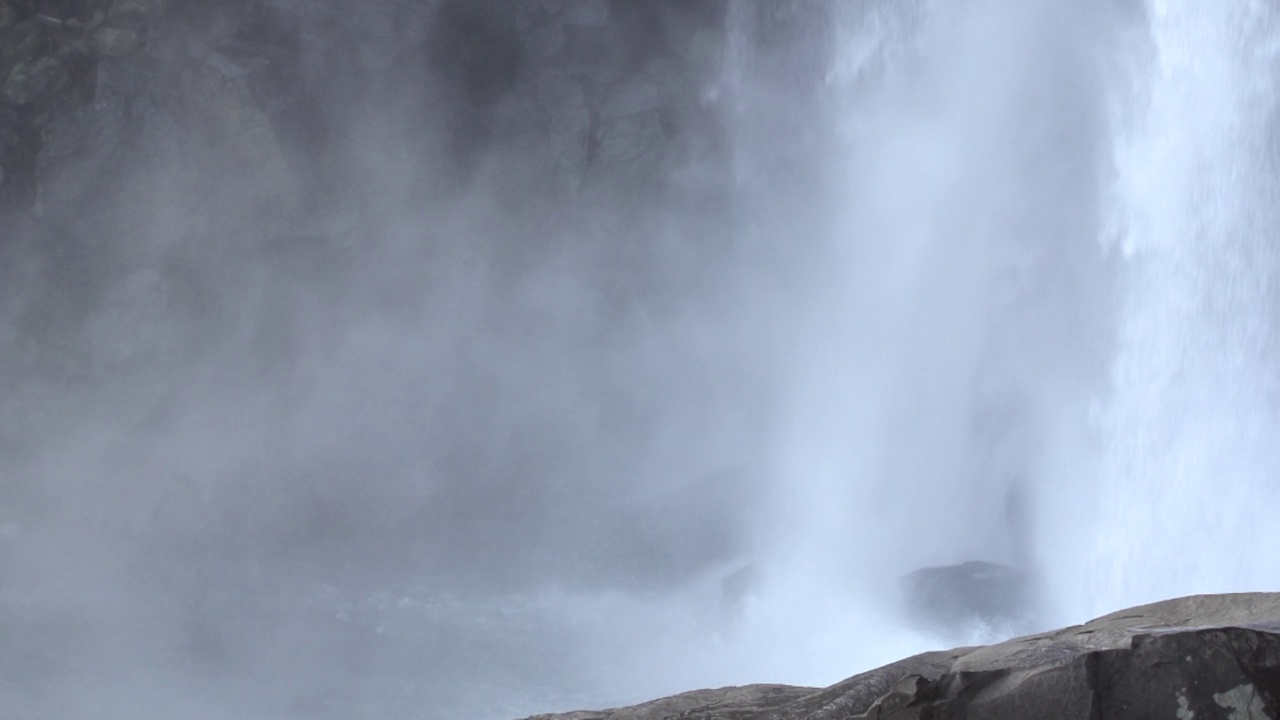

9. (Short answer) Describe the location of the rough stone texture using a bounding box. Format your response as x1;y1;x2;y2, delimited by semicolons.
519;593;1280;720
0;0;734;383
0;0;731;211
0;0;113;207
521;685;819;720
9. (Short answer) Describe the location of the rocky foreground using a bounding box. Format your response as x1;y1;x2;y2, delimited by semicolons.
520;593;1280;719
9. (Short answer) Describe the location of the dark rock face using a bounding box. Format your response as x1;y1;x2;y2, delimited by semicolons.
519;593;1280;720
0;0;142;207
0;7;772;670
900;560;1039;639
1;0;732;211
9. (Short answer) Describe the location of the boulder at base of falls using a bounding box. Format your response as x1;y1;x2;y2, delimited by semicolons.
516;592;1280;720
900;560;1039;639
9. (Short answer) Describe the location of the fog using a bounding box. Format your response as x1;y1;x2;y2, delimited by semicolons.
3;1;1280;718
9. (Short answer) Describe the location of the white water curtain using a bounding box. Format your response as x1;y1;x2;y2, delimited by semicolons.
734;0;1280;668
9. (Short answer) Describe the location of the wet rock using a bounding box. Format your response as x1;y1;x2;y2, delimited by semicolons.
900;560;1038;639
520;593;1280;720
90;25;140;56
0;99;36;206
1;22;44;81
0;17;98;200
4;53;72;106
871;593;1280;720
0;0;733;379
0;1;24;27
521;684;819;720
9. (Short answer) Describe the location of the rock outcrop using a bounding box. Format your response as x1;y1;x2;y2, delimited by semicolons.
0;0;737;408
1;0;731;212
519;592;1280;719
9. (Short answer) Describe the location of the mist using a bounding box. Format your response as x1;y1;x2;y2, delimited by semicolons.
3;1;1280;718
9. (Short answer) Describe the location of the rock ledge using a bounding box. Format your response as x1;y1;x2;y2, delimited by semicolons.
519;592;1280;720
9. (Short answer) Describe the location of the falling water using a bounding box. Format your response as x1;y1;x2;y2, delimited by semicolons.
732;0;1280;676
1077;1;1280;616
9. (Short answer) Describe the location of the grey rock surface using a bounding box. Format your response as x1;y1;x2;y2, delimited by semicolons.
900;560;1039;639
519;593;1280;720
0;0;733;396
0;0;730;210
520;684;821;720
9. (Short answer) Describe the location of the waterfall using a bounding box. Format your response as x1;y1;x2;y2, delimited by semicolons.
728;0;1280;676
1075;1;1280;617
